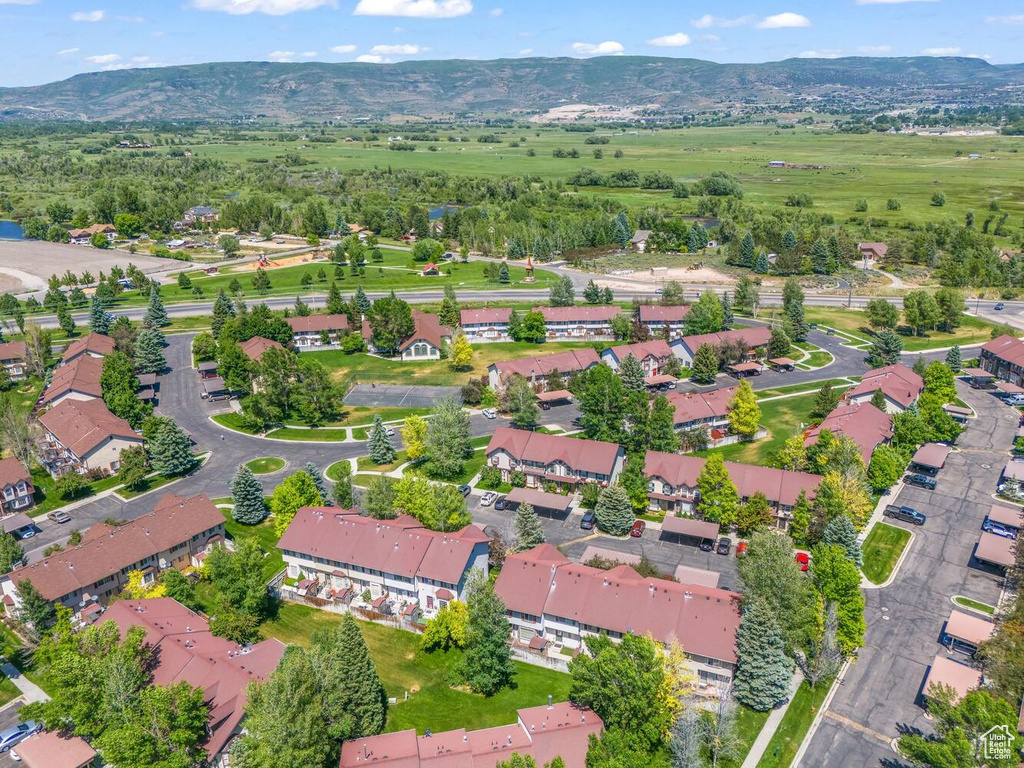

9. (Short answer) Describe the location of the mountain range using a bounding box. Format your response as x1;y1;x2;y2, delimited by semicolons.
1;55;1022;122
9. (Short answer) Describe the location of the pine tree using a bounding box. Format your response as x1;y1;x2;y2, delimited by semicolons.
810;239;830;274
810;381;841;422
583;280;602;304
368;416;396;465
721;291;734;326
768;327;791;359
514;503;545;550
595;484;634;536
230;464;268;525
753;252;771;274
134;327;166;374
691;342;719;385
148;419;195;476
727;379;761;439
619;353;646;391
498;262;511;284
649;395;680;453
740;232;756;267
912;354;927;377
782;229;797;253
461;573;516;696
143;285;168;329
303;462;331;507
945;344;962;373
868;329;904;367
326;282;346;316
438;289;460;328
733;597;793;711
355;286;371;315
822;515;863;567
89;297;110;335
696;453;740;526
212;289;235;337
57;305;75;337
870;388;887;411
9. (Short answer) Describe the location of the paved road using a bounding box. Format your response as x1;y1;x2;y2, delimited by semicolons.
798;383;1011;767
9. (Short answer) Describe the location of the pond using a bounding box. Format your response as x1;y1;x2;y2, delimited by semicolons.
428;205;459;221
0;221;24;240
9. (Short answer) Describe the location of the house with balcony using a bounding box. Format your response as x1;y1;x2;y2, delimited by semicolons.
488;349;601;391
0;342;27;382
644;450;821;530
670;327;772;367
277;507;489;618
1;494;225;613
495;544;742;691
536;305;620;340
60;333;115;366
600;340;674;376
803;401;893;464
845;364;923;414
285;313;351;350
485;427;624;491
40;355;104;407
637;304;691;339
460;308;512;341
0;458;33;516
980;335;1024;386
667;386;736;435
68;224;116;245
37;399;144;478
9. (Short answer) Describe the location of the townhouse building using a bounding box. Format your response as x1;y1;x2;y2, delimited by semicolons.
845;363;923;413
60;333;115;366
286;313;351;349
39;355;104;407
600;340;674;376
0;341;28;381
487;349;601;391
535;306;620;340
980;334;1024;386
667;386;736;434
803;401;893;464
637;304;691;339
485;427;624;490
460;308;513;342
670;327;772;366
239;336;284;363
0;458;34;516
37;399;144;477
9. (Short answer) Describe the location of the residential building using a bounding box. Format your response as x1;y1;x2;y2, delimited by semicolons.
461;308;512;342
803;401;893;464
858;242;888;261
103;597;284;767
980;335;1024;386
631;229;652;252
644;450;821;530
184;205;219;224
61;333;115;365
535;306;620;340
637;304;691;339
40;355;104;406
495;545;742;690
286;313;351;349
0;341;27;381
485;427;624;490
670;327;772;366
488;349;601;391
397;311;453;361
1;494;225;611
68;224;116;245
667;386;736;434
239;336;284;363
278;507;489;617
0;457;34;515
37;399;144;477
601;340;674;376
340;701;602;768
8;731;98;768
845;364;923;413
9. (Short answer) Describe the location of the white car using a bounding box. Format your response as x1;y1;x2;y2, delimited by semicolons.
482;409;497;419
384;426;396;437
480;491;498;507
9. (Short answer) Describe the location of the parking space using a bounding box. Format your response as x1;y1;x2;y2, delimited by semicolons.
345;385;462;408
0;701;27;767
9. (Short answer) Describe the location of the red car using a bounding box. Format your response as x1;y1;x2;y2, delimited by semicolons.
795;552;810;572
735;541;748;558
630;520;646;538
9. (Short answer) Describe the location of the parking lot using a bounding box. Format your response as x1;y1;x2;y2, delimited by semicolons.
0;702;27;767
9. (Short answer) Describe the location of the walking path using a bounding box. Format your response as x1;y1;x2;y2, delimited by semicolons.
740;669;805;768
0;661;48;704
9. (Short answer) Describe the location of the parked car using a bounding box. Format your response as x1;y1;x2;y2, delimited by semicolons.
904;473;937;490
384;426;396;437
630;520;646;538
716;537;732;555
539;402;551;410
699;538;715;552
494;496;507;511
47;511;71;524
983;520;1018;539
795;552;810;572
457;485;471;497
482;408;497;419
17;528;34;540
995;302;1005;311
480;491;498;507
580;511;596;530
1006;395;1024;407
735;541;748;558
884;504;926;525
0;722;38;753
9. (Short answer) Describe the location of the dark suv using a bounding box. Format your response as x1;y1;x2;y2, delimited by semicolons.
885;504;926;526
904;474;937;490
580;511;596;530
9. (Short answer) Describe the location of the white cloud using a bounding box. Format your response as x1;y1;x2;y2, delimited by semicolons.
571;40;624;55
71;9;105;22
798;49;842;58
490;7;502;15
647;32;691;47
859;44;893;54
370;43;422;54
518;48;533;55
691;14;752;28
191;0;335;15
131;55;150;62
85;53;121;63
756;12;811;29
857;0;936;4
56;47;80;55
985;14;1024;24
921;46;960;55
353;0;472;18
268;50;295;61
116;14;145;22
302;50;317;56
356;54;387;62
331;44;357;53
0;0;39;5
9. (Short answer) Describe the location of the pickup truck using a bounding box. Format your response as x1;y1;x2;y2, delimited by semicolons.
884;504;926;526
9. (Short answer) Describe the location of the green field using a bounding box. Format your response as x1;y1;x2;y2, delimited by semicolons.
262;603;571;734
246;457;286;474
862;523;912;585
756;679;834;768
804;308;1000;352
757;379;854;400
220;508;283;581
704;393;818;466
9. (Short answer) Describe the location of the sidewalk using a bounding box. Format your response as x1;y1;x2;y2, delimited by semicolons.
1;660;48;705
741;669;805;768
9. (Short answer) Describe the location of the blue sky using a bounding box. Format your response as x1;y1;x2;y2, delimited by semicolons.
1;0;1023;87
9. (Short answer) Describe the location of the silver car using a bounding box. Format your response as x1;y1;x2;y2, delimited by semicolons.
0;722;38;753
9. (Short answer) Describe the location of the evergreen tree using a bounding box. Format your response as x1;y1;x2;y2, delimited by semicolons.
438;289;460;328
912;354;927;377
498;262;511;284
612;212;632;248
809;381;840;422
618;353;646;392
721;291;734;326
690;343;719;385
696;453;740;526
868;329;904;367
945;344;962;373
733;597;793;711
595;484;634;536
212;289;235;337
782;229;797;253
355;286;371;315
367;416;397;465
648;395;680;453
753;251;771;274
461;573;516;696
57;305;75;337
230;464;267;525
768;326;791;359
740;232;755;267
143;285;168;329
822;515;863;567
303;462;331;506
89;297;110;335
734;275;759;313
727;380;761;439
148;419;195;476
514;503;545;550
870;387;887;411
326;283;346;316
583;280;602;304
333;461;354;507
810;239;830;274
133;328;165;374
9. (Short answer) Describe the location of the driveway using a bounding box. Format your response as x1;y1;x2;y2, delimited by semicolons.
798;382;1012;766
345;384;462;408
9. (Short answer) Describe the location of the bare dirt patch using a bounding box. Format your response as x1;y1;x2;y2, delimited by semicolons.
231;253;331;272
594;265;736;292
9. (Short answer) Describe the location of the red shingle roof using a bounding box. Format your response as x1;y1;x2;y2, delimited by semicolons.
0;457;30;489
285;313;350;333
605;340;673;364
535;305;620;324
982;334;1024;368
490;349;601;382
60;333;115;363
239;336;284;361
666;386;736;426
674;326;772;355
486;427;621;477
0;341;27;364
41;355;104;404
638;305;691;323
847;364;923;408
398;311;453;353
803;401;893;464
38;398;141;457
460;308;512;326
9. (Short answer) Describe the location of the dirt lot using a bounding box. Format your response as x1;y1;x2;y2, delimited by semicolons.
0;240;188;294
232;252;331;272
595;265;736;292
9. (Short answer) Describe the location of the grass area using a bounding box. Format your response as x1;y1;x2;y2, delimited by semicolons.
756;679;833;768
862;523;912;585
721;705;773;768
804;307;1001;352
265;427;351;441
797;350;834;370
115;471;182;500
262;603;571;734
357;452;409;474
325;461;352;482
406;449;487;486
757;379;853;400
328;406;430;428
220;508;284;581
951;596;997;615
0;675;19;708
211;412;260;434
702;393;818;466
246;457;286;474
28;466;123;517
307;340;598;387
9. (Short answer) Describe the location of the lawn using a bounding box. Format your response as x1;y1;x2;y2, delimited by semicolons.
325;460;353;482
220;509;284;581
796;350;834;370
861;523;912;585
804;308;1000;353
29;466;124;517
115;472;182;500
757;379;854;400
328;406;430;428
756;679;833;768
702;393;818;466
951;596;997;615
721;705;773;768
262;603;572;734
246;457;286;474
357;451;409;474
405;448;487;486
211;412;260;434
0;675;19;708
266;427;352;442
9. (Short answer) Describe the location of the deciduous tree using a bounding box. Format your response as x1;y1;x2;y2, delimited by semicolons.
270;470;323;536
695;454;739;526
461;572;516;696
727;380;761;439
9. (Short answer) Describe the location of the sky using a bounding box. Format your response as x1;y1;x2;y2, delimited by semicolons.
1;0;1023;87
